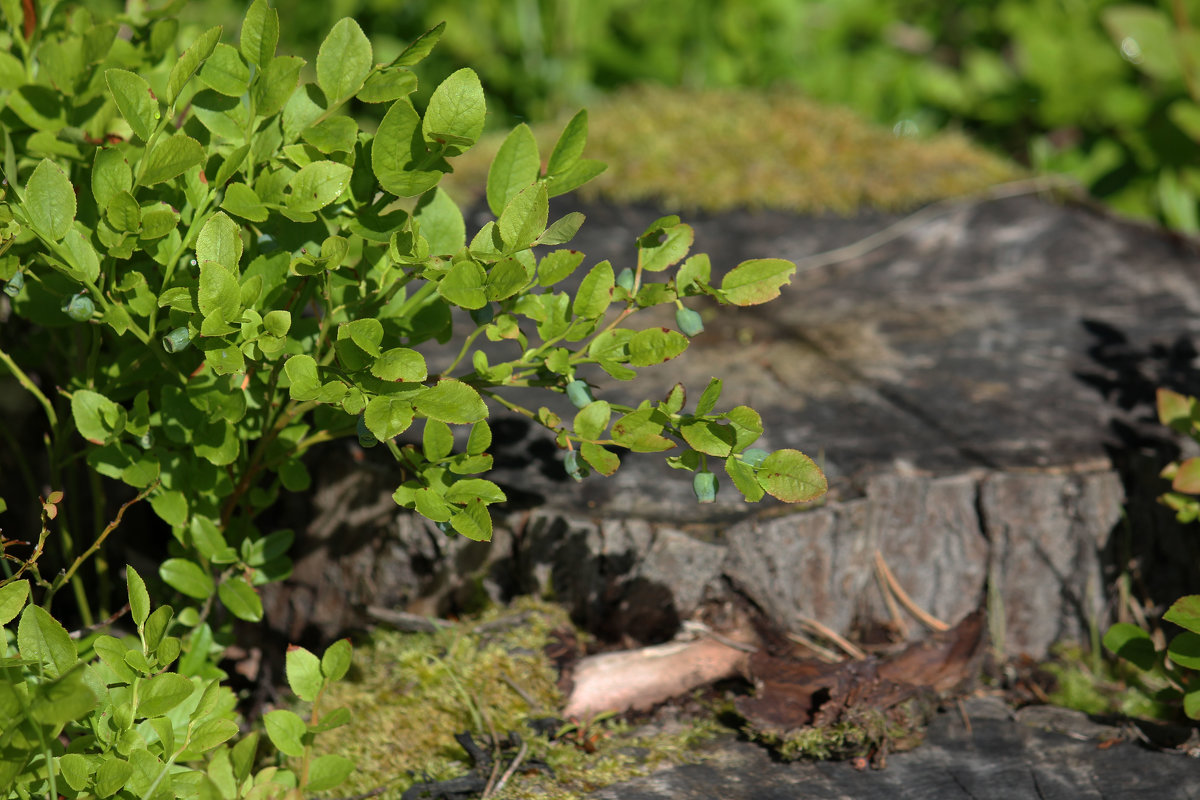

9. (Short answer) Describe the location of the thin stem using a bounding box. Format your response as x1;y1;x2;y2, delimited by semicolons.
440;325;488;378
59;483;157;589
0;346;56;426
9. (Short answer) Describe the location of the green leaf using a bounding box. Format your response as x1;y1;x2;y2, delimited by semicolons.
305;754;356;793
694;378;722;415
93;147;133;209
727;405;764;451
1103;622;1157;670
677;253;711;293
725;456;765;502
758;449;827;503
423;67;485;149
343;318;383;357
264;709;307;757
200;43;250;97
1168;631;1200;670
1173;458;1200;494
29;666;96;726
303;116;359;154
322;638;353;681
415;187;466;256
611;408;675;452
392;21;445;67
1164;595;1200;635
253;55;304;118
537;212;585;246
17;605;76;677
168;25;222;103
720;258;797;306
487;123;540;217
437;258;487;309
150;489;188;526
222;182;269;222
58;753;91;791
628;328;688;367
1101;6;1180;81
485;256;531;301
372;347;427;382
498;182;548;252
106;68;158;142
580;441;620;476
95;758;133;798
106;190;141;232
160;558;214;600
1185;689;1200;721
285;646;323;702
198;211;242;272
0;579;29;625
62;229;100;282
137;672;195;718
450;499;493;541
372;99;443;197
358;67;418;102
140;134;205;186
639;223;693;272
127;565;150;627
240;0;279;67
189;718;240;753
548;109;589;175
218;576;263;621
538;249;584;287
288;160;353;212
318;17;372;102
545;158;605;197
71;389;124;445
198;260;241;324
423;418;455;461
364;395;415;440
25;158;76;241
574;401;611;441
680;419;736;457
414;380;487;424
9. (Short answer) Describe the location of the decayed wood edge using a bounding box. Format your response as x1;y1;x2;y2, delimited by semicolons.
563;636;753;719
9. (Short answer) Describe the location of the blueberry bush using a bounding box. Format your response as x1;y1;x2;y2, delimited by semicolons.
0;1;825;795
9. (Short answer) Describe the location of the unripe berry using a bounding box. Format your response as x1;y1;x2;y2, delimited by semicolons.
675;306;704;336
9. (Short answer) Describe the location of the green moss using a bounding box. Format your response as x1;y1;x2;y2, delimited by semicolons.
310;598;721;799
447;85;1021;214
746;696;933;762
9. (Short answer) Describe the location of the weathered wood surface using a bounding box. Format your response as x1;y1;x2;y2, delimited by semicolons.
588;697;1200;800
268;192;1200;658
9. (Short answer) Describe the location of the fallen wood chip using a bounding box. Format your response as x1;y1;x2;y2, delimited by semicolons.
563;633;754;719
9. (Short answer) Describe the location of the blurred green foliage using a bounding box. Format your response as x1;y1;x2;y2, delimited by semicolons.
188;0;1199;230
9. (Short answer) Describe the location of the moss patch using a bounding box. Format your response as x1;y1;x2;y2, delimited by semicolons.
310;598;722;799
446;85;1021;214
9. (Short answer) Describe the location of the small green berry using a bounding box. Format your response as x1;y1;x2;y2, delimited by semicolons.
61;293;94;322
564;450;589;481
693;471;718;503
616;267;635;291
741;448;770;468
162;327;192;353
675;306;704;336
357;414;378;448
3;271;23;297
566;379;594;409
